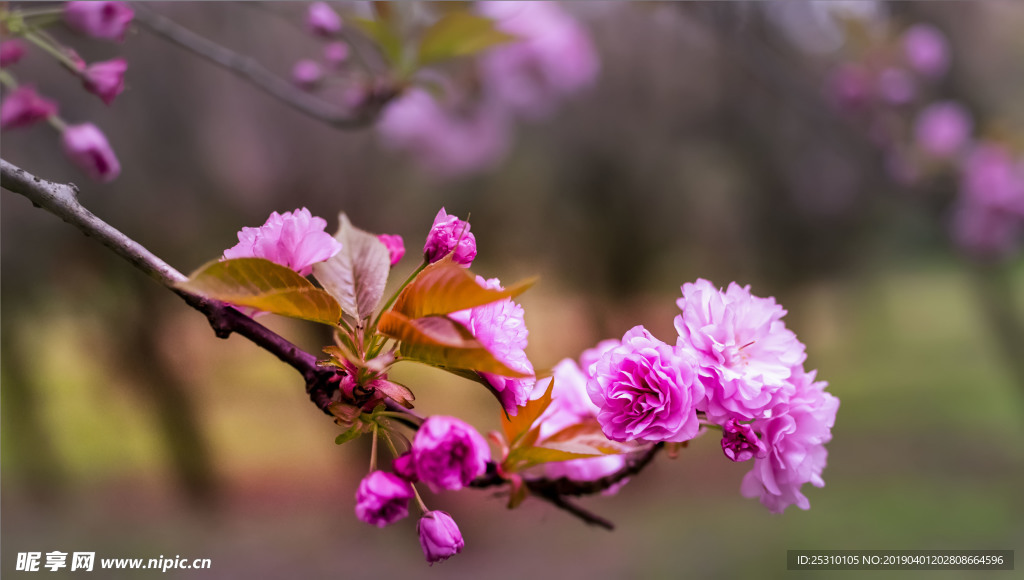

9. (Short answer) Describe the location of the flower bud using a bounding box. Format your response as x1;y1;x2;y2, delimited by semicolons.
0;86;58;130
423;208;476;266
354;471;414;528
64;1;134;43
914;101;973;158
417;511;464;565
903;24;949;78
291;59;323;91
307;2;342;38
323;41;350;68
82;58;127;105
392;451;418;482
0;40;27;68
377;234;405;266
411;416;490;492
61;123;121;182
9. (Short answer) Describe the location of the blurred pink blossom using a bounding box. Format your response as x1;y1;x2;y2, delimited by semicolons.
876;67;915;105
377;234;405;266
64;1;134;43
222;208;343;276
81;58;127;105
306;2;342;37
960;143;1024;215
291;59;323;91
61;123;121;182
0;40;27;67
0;85;58;129
323;41;350;68
903;24;950;78
914;101;973;158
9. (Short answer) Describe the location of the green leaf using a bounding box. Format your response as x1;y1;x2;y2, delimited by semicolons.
335;423;364;445
503;445;600;472
418;12;518;66
177;258;342;326
502;381;553;447
312;213;391;321
542;419;634;455
352;17;404;67
378;311;531;377
392;255;537;319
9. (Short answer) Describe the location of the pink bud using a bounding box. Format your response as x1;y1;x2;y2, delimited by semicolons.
354;471;414;528
64;1;134;43
291;59;323;91
61;123;121;182
0;40;27;67
392;451;418;482
306;2;342;38
914;101;973;158
323;41;350;68
82;58;127;105
423;208;476;266
903;24;950;78
377;234;405;266
417;511;464;565
0;86;58;130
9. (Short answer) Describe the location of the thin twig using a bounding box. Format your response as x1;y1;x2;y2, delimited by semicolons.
131;3;395;130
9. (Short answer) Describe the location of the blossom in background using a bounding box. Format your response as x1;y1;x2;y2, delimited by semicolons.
903;24;950;78
377;234;405;266
418;511;464;565
291;59;323;91
0;86;58;129
411;416;490;492
307;2;342;38
587;325;704;443
959;143;1024;216
323;41;349;68
64;1;134;43
532;357;627;490
354;471;414;528
378;88;511;177
914;101;973;159
422;207;477;266
951;202;1023;260
478;1;600;119
0;40;27;67
81;58;128;105
740;369;839;513
826;63;872;111
674;279;806;423
450;277;535;415
222;208;343;276
61;123;121;182
876;67;915;105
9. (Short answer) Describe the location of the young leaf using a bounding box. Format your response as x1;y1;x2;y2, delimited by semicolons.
392;255;537;319
503;445;600;473
418;12;517;66
542;419;635;455
352;17;404;67
177;258;341;326
374;379;415;408
378;311;531;377
335;423;364;445
312;213;391;321
502;381;553;446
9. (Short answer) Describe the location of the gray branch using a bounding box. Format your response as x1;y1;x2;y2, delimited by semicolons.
131;3;396;130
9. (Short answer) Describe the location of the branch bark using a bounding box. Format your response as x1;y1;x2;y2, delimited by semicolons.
131;3;396;130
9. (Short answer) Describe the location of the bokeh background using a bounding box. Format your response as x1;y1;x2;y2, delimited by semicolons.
3;2;1023;578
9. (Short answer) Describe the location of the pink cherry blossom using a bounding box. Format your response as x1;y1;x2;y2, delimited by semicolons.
959;143;1024;216
0;40;26;67
449;277;535;415
306;2;342;38
675;279;806;423
291;59;323;91
354;470;414;528
914;101;973;158
740;369;839;513
418;511;464;565
377;234;405;266
422;208;477;266
587;325;704;443
411;416;490;492
64;1;134;43
81;58;127;105
323;42;350;68
222;208;343;276
1;86;58;129
61;123;121;182
903;24;949;78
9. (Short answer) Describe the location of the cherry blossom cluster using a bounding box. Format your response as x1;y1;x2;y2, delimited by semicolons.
825;22;1024;260
208;206;839;564
1;1;130;182
289;3;357;94
377;1;599;176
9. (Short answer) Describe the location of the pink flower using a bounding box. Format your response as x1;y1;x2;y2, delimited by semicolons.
532;358;627;491
323;41;350;68
81;58;127;105
392;452;417;482
826;64;871;112
914;101;973;158
378;89;510;176
0;40;26;67
951;202;1022;260
587;325;704;443
478;1;599;119
903;24;949;78
418;511;464;565
354;471;414;528
422;207;477;266
449;277;535;415
61;123;121;182
377;234;405;266
0;86;58;129
64;1;134;42
675;279;806;423
959;144;1024;216
740;369;839;513
291;59;323;91
307;2;342;37
721;418;767;462
411;416;490;492
222;208;343;276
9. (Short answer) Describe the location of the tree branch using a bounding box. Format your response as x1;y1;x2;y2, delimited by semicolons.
131;3;396;130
